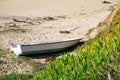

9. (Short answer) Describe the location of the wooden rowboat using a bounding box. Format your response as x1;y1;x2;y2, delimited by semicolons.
10;38;81;56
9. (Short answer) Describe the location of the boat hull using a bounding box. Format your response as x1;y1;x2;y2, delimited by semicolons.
10;38;81;56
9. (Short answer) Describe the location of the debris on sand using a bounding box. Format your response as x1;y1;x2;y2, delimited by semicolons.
60;31;71;34
102;1;111;4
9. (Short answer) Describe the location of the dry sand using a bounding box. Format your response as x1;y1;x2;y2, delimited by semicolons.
0;0;120;49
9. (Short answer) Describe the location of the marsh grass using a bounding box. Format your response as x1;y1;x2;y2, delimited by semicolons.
32;8;120;80
0;74;33;80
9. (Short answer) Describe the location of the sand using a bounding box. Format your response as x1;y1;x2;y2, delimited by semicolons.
0;0;120;49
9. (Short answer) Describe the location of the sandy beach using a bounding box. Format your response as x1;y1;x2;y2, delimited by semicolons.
0;0;120;76
0;0;120;49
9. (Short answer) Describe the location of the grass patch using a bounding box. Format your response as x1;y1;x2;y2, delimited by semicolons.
32;8;120;80
0;74;33;80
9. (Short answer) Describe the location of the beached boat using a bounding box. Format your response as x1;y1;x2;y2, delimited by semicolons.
10;38;81;56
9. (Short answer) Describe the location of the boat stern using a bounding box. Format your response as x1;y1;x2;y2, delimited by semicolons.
10;44;22;56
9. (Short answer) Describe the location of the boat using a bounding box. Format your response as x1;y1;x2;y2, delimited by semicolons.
10;38;81;56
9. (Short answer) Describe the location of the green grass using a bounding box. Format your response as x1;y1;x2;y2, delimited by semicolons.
0;74;33;80
32;8;120;80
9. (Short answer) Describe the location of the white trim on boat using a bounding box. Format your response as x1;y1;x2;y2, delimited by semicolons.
20;38;81;46
10;45;22;56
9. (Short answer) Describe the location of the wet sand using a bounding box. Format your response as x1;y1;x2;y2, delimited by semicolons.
0;0;120;49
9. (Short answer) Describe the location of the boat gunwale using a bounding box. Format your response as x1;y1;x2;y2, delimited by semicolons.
11;38;82;46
